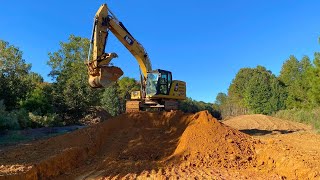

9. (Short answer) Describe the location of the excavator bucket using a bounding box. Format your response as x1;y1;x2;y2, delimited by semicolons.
88;66;124;88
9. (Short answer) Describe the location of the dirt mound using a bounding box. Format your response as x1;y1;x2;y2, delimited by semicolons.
0;111;259;179
171;111;257;169
223;114;311;135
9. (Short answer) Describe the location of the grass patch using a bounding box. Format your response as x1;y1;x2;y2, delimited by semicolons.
274;108;320;132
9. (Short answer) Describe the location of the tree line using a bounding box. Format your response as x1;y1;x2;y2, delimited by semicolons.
0;36;140;130
215;50;320;123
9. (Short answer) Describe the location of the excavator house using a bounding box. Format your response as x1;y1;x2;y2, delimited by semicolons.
86;4;186;112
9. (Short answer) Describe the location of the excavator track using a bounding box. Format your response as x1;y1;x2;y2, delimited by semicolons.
126;100;179;113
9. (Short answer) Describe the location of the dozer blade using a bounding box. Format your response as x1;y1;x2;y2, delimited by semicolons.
89;66;124;88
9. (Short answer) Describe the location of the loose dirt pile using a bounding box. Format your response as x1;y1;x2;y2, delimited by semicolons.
0;111;262;179
171;111;257;169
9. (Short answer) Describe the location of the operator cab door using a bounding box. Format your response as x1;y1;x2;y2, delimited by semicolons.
146;69;172;97
159;70;172;95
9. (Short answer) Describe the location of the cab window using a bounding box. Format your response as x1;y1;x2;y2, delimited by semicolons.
159;73;168;95
146;73;159;96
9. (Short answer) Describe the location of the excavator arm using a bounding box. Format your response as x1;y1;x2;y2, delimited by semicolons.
86;4;152;88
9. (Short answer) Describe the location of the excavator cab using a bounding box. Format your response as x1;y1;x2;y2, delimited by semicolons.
146;69;172;98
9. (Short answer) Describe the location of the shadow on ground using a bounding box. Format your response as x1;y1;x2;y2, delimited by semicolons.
240;129;296;136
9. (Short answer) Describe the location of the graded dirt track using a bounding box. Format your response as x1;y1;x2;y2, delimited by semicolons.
0;111;319;179
223;114;312;135
223;114;320;179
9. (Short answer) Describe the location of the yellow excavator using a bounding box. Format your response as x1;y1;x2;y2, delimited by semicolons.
86;4;186;112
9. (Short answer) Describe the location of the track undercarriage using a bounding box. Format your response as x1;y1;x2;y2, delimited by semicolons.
126;99;179;112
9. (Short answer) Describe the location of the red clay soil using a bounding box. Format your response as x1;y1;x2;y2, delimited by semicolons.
254;132;320;180
1;111;319;179
224;114;320;179
0;111;267;179
170;111;257;169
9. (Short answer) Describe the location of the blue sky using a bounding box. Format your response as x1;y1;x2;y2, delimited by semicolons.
1;0;320;103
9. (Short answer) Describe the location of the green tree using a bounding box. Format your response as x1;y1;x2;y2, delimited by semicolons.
279;55;311;109
228;68;255;104
0;40;32;110
27;72;44;88
307;53;320;106
214;92;234;119
100;77;140;115
279;55;300;86
47;35;102;118
227;68;256;116
101;83;121;116
227;66;285;115
21;83;53;115
215;92;227;106
299;56;313;107
244;66;286;114
269;77;287;112
117;77;140;113
179;98;200;113
179;98;220;119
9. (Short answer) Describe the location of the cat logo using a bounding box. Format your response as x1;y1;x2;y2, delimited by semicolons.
124;35;134;45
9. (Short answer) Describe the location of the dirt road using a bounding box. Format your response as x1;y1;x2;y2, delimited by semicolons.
223;114;320;179
0;112;319;179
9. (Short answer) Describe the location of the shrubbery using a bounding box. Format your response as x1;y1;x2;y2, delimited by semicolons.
179;98;221;119
0;101;25;130
274;108;320;131
28;112;63;128
0;100;62;131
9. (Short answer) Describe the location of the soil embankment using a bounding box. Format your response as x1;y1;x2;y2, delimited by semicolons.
0;111;319;179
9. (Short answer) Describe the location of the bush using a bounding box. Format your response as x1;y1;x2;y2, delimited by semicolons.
0;114;20;131
10;108;30;129
29;113;63;127
274;108;320;131
20;84;53;115
0;100;21;130
0;100;63;130
179;98;221;119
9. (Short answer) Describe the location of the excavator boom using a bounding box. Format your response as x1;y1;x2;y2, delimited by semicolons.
86;4;152;88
